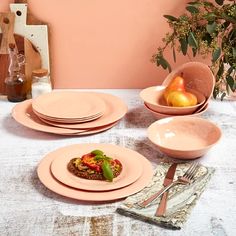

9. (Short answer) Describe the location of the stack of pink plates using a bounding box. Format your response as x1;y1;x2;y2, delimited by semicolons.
37;143;154;202
12;91;128;136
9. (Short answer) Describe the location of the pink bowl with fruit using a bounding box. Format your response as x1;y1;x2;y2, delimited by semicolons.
140;86;206;115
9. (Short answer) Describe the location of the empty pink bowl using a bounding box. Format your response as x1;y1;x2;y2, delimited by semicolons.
140;86;206;115
148;117;221;159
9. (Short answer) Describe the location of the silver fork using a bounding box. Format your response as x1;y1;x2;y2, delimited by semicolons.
139;162;200;208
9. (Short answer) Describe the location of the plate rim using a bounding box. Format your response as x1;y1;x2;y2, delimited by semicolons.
37;143;154;202
50;146;144;191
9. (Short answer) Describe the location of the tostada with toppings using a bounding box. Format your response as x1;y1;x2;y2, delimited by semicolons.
67;150;123;182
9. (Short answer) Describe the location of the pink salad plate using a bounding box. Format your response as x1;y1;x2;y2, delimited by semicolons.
32;91;106;120
140;86;206;115
50;144;143;191
33;109;104;124
144;102;209;120
34;93;128;129
162;62;215;102
37;144;154;202
12;99;121;135
147;117;221;159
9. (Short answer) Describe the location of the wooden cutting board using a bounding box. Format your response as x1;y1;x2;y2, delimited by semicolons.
0;12;16;94
0;12;41;94
0;0;50;95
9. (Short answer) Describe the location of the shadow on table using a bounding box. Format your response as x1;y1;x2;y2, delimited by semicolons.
2;115;78;141
31;167;123;205
125;136;174;164
124;106;156;128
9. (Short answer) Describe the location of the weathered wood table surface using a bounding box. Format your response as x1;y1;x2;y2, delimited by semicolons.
1;89;236;236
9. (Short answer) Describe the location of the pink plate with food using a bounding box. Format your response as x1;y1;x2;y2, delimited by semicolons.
37;143;153;202
50;145;143;191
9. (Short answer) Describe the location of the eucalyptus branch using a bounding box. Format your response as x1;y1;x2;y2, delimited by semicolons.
153;0;236;99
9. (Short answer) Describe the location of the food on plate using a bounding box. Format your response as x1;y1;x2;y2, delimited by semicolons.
67;149;122;182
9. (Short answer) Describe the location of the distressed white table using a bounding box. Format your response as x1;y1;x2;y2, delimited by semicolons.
0;89;236;236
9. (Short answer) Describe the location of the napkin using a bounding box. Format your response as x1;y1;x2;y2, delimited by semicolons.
116;162;215;230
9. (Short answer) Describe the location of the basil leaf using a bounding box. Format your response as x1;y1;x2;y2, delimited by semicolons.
94;155;105;160
91;150;104;156
102;160;113;182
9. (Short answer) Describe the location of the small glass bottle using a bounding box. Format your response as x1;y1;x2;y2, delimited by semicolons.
5;43;27;102
31;68;52;98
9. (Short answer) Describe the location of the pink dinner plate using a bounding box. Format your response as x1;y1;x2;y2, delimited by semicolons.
50;145;143;191
30;93;128;129
32;91;106;120
37;143;154;202
12;100;120;135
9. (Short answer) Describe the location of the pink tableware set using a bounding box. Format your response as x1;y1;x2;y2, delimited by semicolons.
10;62;221;203
12;91;128;136
140;62;221;159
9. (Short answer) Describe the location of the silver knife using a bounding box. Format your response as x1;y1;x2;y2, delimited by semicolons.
139;163;177;208
155;163;177;216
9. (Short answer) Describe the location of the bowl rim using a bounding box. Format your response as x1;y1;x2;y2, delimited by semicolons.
147;116;222;152
140;86;206;111
144;102;209;117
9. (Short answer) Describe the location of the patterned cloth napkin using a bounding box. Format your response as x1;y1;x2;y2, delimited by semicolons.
117;162;215;229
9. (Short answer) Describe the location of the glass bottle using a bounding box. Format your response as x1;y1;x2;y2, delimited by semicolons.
5;43;27;102
31;68;52;98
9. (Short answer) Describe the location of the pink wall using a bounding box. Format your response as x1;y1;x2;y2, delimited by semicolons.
1;0;194;88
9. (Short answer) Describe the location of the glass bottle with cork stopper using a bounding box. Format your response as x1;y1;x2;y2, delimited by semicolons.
31;68;52;98
5;43;27;102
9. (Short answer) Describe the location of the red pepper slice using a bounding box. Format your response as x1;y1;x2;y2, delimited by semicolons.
81;153;102;172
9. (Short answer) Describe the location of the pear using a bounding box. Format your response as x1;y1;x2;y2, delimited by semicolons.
166;91;198;107
164;75;185;101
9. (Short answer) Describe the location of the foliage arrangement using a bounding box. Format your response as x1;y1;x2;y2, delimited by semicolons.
153;0;236;99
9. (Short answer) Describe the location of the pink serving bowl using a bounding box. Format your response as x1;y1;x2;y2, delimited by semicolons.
147;116;221;159
140;86;206;115
144;102;209;119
